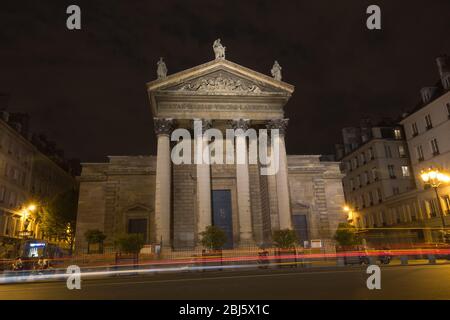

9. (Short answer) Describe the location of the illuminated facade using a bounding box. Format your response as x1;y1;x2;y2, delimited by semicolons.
0;110;77;255
75;56;346;253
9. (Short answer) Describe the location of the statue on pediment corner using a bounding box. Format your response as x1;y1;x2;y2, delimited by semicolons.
271;60;282;81
213;39;226;60
156;57;167;79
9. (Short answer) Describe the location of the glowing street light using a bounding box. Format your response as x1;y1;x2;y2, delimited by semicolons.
420;168;450;242
343;205;354;223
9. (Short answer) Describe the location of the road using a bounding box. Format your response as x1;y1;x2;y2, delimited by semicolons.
1;264;450;299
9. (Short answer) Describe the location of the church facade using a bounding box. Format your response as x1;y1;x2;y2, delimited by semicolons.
75;49;346;252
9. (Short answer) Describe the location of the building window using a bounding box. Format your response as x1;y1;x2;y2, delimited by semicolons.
350;179;354;190
376;188;382;203
425;114;433;130
398;145;406;157
0;186;5;202
8;191;16;207
378;211;384;226
393;187;400;195
446;102;450;118
364;171;370;184
443;195;450;215
360;152;366;164
401;166;410;177
388;165;396;179
356;176;361;188
416;145;424;162
411;122;419;137
346;161;351;172
425;199;437;218
368;147;374;160
384;144;392;158
394;129;402;140
352;157;358;169
371;167;378;181
369;192;374;206
430;138;440;156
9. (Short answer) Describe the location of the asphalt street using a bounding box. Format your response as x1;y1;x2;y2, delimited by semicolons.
1;264;449;300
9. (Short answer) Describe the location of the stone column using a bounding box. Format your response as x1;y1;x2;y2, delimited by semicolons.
267;119;292;229
194;119;213;241
154;118;174;248
232;119;253;245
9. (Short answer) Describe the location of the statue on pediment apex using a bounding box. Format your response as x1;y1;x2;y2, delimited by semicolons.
157;57;167;79
213;39;226;60
271;60;282;81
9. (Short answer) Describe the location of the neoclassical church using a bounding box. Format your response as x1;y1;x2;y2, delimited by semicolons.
75;43;346;253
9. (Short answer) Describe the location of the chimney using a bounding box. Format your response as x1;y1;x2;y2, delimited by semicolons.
420;86;438;104
436;55;450;90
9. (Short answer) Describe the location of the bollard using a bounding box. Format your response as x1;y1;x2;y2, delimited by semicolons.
400;256;408;265
428;254;436;264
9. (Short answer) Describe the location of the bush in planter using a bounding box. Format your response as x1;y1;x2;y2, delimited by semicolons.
199;225;227;251
115;233;145;254
334;222;362;249
334;223;363;265
84;229;107;254
272;229;298;267
272;229;298;249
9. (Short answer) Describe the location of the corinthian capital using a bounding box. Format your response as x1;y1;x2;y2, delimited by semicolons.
266;119;289;136
192;118;213;133
230;119;251;131
154;118;175;136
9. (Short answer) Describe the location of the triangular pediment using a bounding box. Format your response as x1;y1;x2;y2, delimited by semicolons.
146;59;294;96
146;59;294;120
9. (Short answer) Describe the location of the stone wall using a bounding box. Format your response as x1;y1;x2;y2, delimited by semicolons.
287;155;346;243
75;156;156;252
75;154;346;252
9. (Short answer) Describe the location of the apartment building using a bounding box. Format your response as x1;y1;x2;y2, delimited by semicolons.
336;55;450;245
0;108;77;250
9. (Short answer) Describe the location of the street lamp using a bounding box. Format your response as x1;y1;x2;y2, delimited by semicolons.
343;205;354;224
19;202;38;237
420;168;450;242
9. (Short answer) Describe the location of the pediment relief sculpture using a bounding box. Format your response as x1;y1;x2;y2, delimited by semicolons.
166;71;271;95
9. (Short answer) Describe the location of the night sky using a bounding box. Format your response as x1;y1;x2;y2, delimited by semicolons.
1;0;449;162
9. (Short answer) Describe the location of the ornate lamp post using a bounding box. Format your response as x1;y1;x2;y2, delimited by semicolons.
343;205;354;224
420;168;450;242
19;203;37;239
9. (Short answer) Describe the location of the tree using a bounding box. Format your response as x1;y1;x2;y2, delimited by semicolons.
334;223;362;248
115;234;145;254
84;229;107;254
272;229;298;249
199;225;227;250
39;188;79;255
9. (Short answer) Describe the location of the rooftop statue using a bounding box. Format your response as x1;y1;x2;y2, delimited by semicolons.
271;60;282;81
213;39;226;60
157;57;168;79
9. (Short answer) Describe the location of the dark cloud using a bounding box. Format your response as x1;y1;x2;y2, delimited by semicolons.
0;0;449;161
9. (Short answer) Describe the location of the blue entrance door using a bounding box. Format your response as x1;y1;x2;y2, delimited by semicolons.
212;190;233;249
292;214;308;246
